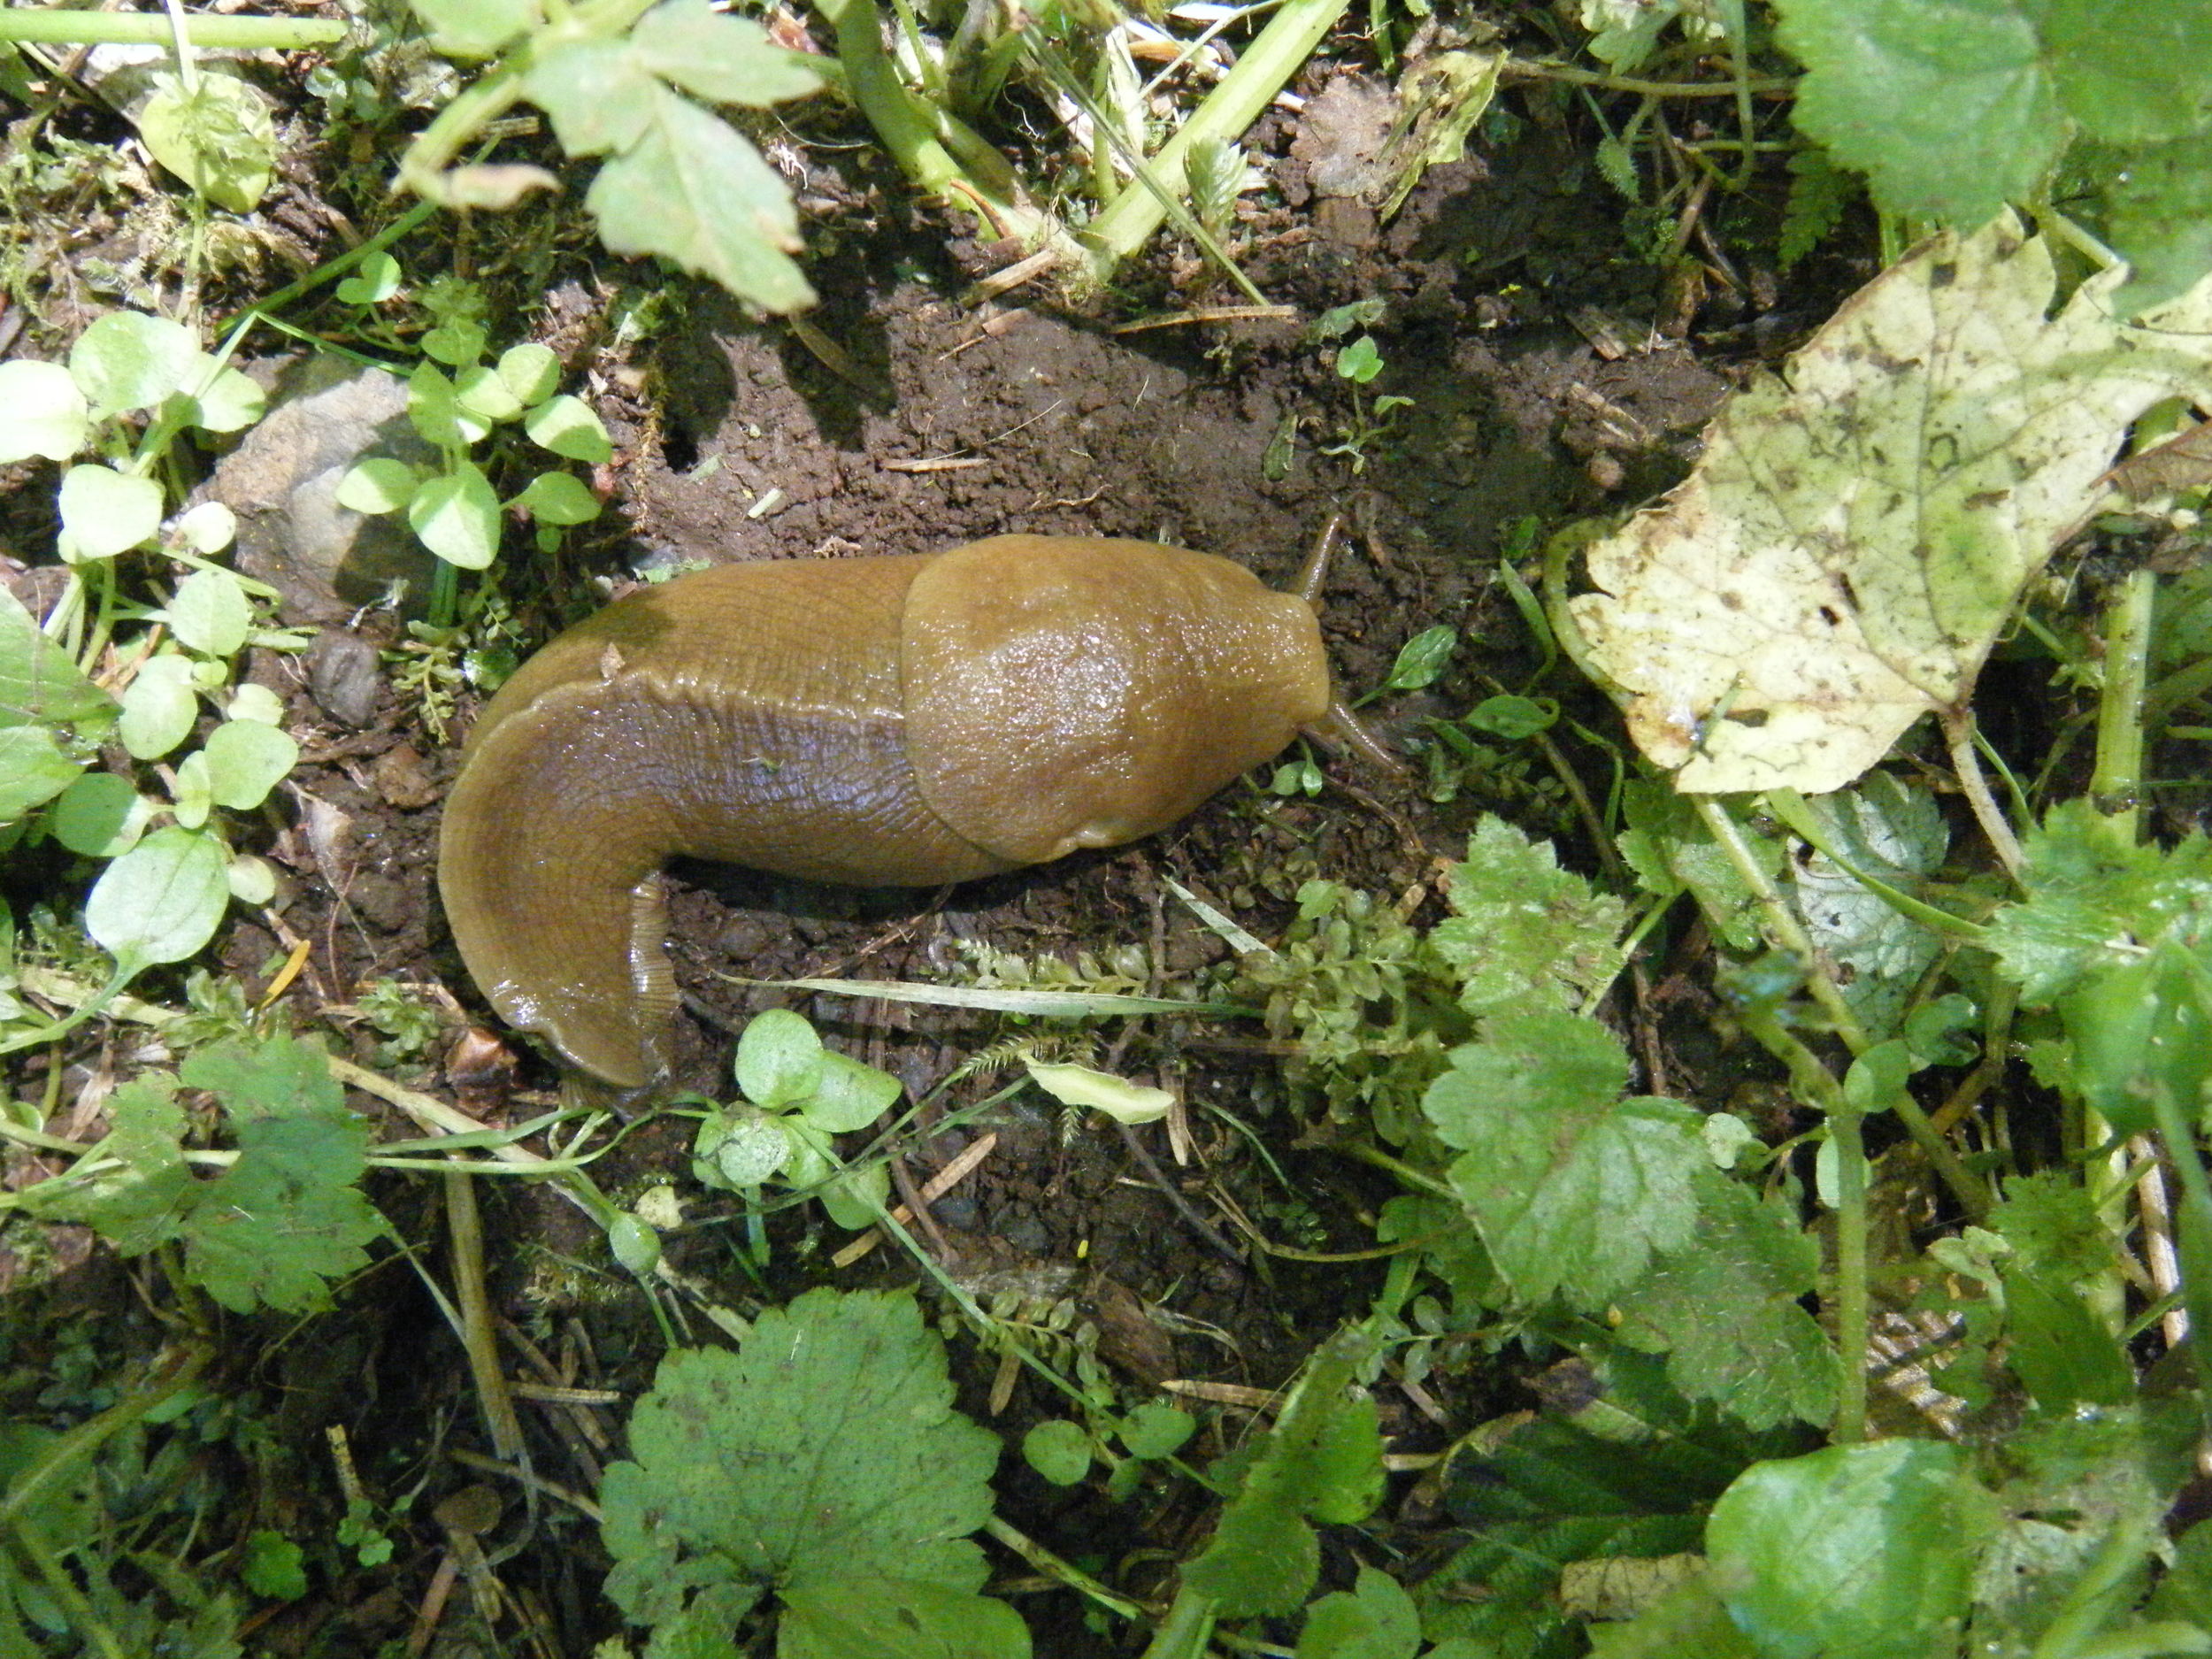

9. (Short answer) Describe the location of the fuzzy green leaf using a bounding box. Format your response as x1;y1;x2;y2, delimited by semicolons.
779;1578;1030;1659
1708;1441;1993;1659
1773;0;2065;223
629;0;824;106
600;1288;1002;1634
1425;1013;1706;1309
523;39;657;155
1432;816;1629;1021
1295;1565;1420;1659
1181;1325;1384;1617
585;84;815;315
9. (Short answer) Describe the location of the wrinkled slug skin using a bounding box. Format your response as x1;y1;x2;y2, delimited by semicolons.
437;539;1333;1089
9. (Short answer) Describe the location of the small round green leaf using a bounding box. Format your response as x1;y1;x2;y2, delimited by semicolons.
135;70;275;212
523;393;612;463
815;1161;888;1231
692;1106;792;1189
85;825;230;970
166;568;253;657
0;726;83;819
1118;1402;1195;1460
227;852;278;906
226;683;286;725
496;342;560;405
58;465;165;563
49;772;150;856
1022;1420;1093;1486
797;1052;902;1133
174;501;237;554
118;655;200;759
608;1213;662;1275
734;1009;825;1110
172;750;212;828
1337;335;1384;383
336;457;420;514
335;251;402;305
513;471;602;526
407;464;503;571
68;311;199;419
0;360;88;463
455;363;524;423
202;719;298;810
181;363;267;434
420;319;487;368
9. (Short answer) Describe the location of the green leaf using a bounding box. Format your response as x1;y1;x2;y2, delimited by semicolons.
420;319;487;368
48;772;150;856
1462;693;1551;739
779;1578;1031;1659
336;457;420;514
1022;1056;1171;1125
407;463;503;571
1773;0;2066;223
165;568;253;657
1425;1012;1706;1309
68;311;199;420
407;0;539;59
522;393;613;462
1182;1325;1384;1617
118;655;200;760
242;1531;308;1601
691;1105;793;1189
585;84;815;315
630;0;824;105
454;363;525;423
734;1008;824;1109
798;1051;902;1133
1118;1402;1195;1460
135;70;275;211
1612;1181;1837;1430
178;360;268;434
495;343;560;404
14;1075;191;1254
1784;773;1947;1040
84;825;230;972
201;719;298;810
406;363;482;449
599;1288;1002;1631
0;359;88;463
1431;816;1630;1021
0;588;112;732
1022;1420;1092;1486
173;749;212;829
58;464;164;563
1617;782;1774;952
1295;1565;1420;1659
0;726;84;819
183;1112;381;1312
2031;0;2212;144
512;471;602;526
180;1033;347;1121
522;39;658;155
2001;1270;2132;1410
1707;1441;1993;1659
2101;131;2212;313
1382;626;1455;692
1336;336;1383;383
336;251;402;305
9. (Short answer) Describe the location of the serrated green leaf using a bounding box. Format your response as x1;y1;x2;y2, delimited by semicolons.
200;719;297;810
585;85;815;315
1617;781;1773;951
523;393;612;462
84;825;230;972
13;1075;191;1256
1431;816;1629;1021
1774;0;2066;223
180;1033;347;1121
407;464;503;570
1425;1012;1705;1308
136;69;275;212
599;1288;1002;1632
1295;1565;1421;1659
2032;0;2212;144
1785;773;1947;1040
0;359;88;463
2002;1270;2131;1410
408;0;539;59
58;464;164;562
165;568;253;657
68;311;199;420
1708;1441;1993;1659
183;1113;381;1311
118;655;200;760
630;0;824;106
1611;1181;1837;1430
779;1578;1031;1659
0;726;84;819
1182;1324;1384;1617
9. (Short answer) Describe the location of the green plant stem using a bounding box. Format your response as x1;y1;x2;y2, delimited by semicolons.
1827;1096;1869;1443
0;8;345;47
2147;1079;2212;1444
983;1517;1148;1622
445;1170;526;1460
8;1520;129;1659
1692;797;1870;1052
1502;57;1795;98
1761;789;1987;944
0;1347;210;1532
394;57;539;204
1138;1586;1218;1659
1340;1141;1456;1202
2091;565;2158;847
1078;0;1350;273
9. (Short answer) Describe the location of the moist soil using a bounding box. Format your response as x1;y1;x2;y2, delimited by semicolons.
0;40;1876;1655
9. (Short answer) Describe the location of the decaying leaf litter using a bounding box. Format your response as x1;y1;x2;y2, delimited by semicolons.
7;0;2212;1653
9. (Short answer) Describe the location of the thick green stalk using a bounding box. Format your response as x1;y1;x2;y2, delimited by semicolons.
0;8;344;46
1079;0;1350;269
2091;566;2157;849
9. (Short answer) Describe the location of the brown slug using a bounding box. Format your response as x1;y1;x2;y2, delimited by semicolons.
436;532;1378;1090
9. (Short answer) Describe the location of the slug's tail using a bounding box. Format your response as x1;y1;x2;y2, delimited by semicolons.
436;696;683;1092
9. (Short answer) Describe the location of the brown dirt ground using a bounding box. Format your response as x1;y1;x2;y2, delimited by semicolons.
0;37;1878;1654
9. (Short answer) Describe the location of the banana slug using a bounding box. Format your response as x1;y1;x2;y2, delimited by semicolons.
436;532;1380;1090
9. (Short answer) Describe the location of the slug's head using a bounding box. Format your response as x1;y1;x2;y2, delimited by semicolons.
899;535;1333;865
